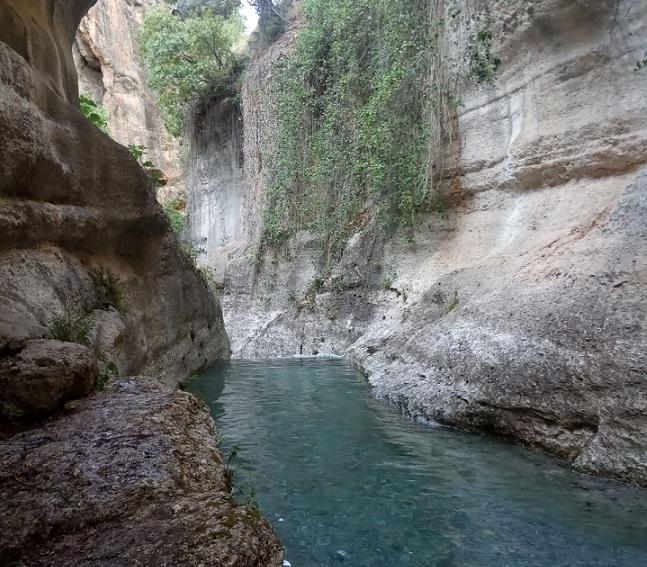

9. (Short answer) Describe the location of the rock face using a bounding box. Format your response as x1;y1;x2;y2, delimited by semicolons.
0;0;230;384
0;376;283;566
0;4;279;563
186;0;647;484
74;0;184;200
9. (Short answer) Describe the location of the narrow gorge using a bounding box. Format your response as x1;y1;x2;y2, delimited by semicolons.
188;0;647;486
1;0;646;565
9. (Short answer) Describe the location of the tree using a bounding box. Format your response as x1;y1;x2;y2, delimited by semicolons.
139;7;243;136
164;0;240;18
249;0;291;44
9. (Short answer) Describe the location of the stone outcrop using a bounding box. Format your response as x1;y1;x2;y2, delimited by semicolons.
0;340;98;421
186;0;647;485
74;0;184;200
0;376;283;566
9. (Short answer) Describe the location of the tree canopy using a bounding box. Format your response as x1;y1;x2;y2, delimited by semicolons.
164;0;240;19
139;7;243;136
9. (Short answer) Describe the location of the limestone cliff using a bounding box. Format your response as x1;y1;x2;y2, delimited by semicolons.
74;0;184;200
186;0;647;485
0;0;229;384
0;2;284;562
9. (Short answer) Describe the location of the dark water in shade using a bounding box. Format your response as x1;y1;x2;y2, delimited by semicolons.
188;358;647;567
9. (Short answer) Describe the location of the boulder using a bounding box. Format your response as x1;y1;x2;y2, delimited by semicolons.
0;340;98;421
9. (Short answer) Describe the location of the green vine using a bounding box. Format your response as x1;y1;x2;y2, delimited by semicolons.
260;0;457;268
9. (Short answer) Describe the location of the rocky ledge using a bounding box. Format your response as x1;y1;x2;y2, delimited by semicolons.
0;376;283;566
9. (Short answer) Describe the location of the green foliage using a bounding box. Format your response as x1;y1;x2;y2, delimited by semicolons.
445;290;460;313
128;144;167;188
139;7;244;136
182;241;201;262
96;352;119;392
261;0;445;267
468;28;501;83
636;50;647;71
164;0;240;18
79;93;110;135
50;302;93;346
380;266;397;290
249;0;292;47
163;199;187;234
127;144;146;161
90;266;125;313
199;265;222;291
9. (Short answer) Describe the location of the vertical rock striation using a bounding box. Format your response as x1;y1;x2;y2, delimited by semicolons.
74;0;184;200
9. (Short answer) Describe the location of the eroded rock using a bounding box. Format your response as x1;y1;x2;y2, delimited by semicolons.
0;339;98;421
0;376;283;566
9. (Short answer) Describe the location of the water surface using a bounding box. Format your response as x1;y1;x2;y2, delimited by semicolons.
189;359;647;567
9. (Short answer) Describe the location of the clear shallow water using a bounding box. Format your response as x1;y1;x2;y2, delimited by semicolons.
189;359;647;567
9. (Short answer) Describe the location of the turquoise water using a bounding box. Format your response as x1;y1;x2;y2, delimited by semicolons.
189;359;647;567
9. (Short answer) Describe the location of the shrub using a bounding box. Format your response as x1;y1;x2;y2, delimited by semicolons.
50;302;93;346
79;93;110;135
128;144;167;188
163;200;187;235
445;290;459;313
96;352;119;391
164;0;240;18
468;29;501;83
636;50;647;71
89;267;125;313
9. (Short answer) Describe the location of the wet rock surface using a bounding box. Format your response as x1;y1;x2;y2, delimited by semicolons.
0;376;283;566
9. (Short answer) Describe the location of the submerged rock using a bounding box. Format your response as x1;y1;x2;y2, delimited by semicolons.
0;376;283;566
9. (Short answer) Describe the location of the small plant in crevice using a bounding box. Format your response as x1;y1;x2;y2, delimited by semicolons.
179;373;200;392
90;266;126;313
163;199;187;235
380;266;397;290
468;28;501;84
223;442;260;509
49;302;93;347
199;266;222;292
445;290;460;313
238;472;259;510
127;144;167;189
181;241;201;264
297;277;324;312
224;444;240;490
331;275;346;294
96;351;119;392
636;50;647;71
431;290;447;305
79;93;110;135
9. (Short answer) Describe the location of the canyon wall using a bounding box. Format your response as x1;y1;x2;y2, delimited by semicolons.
74;0;184;200
187;0;647;485
0;1;284;563
0;0;229;385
